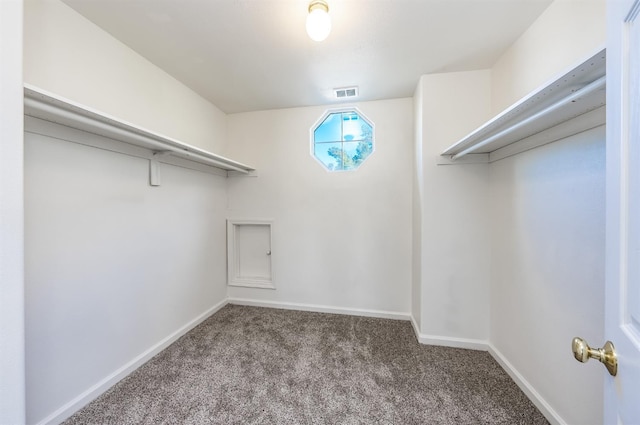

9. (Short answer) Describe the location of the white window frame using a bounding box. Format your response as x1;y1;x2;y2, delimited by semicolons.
310;107;375;172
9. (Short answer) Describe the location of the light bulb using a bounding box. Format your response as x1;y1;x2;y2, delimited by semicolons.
306;1;331;42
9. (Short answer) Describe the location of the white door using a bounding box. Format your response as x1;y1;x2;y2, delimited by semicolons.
605;0;640;422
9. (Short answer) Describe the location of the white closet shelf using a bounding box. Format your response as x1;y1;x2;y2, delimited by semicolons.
441;48;606;163
23;84;255;175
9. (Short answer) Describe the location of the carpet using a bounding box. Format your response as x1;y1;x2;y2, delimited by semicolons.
64;304;549;424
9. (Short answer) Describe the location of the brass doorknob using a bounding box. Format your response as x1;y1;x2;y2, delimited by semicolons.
571;337;617;376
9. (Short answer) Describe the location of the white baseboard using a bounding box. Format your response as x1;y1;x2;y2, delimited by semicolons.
38;298;229;425
409;316;488;351
488;343;565;425
410;320;563;423
226;297;411;321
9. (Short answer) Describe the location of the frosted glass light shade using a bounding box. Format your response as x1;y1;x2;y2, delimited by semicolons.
306;5;331;41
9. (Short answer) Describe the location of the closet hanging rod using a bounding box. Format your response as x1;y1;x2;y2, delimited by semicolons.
23;87;254;174
450;75;606;161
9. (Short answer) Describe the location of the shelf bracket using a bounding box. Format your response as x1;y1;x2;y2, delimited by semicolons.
149;151;171;186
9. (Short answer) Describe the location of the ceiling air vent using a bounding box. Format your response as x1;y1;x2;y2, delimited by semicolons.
334;86;358;99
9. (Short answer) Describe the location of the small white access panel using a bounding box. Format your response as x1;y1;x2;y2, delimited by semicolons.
227;219;274;289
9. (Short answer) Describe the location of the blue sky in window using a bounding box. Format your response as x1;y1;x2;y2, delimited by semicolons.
314;113;342;143
342;115;370;141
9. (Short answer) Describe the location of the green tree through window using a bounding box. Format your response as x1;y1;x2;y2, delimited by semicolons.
312;110;374;171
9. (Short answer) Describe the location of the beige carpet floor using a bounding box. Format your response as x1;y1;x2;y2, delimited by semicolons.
64;304;549;424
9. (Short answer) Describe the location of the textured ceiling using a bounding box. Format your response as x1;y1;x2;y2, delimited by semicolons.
61;0;552;113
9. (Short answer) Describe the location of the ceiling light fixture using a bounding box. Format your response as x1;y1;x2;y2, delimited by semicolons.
306;0;331;42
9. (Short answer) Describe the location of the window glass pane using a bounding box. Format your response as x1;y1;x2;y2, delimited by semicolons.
343;115;372;142
341;142;359;171
314;113;342;143
341;141;373;170
342;114;359;141
314;141;343;171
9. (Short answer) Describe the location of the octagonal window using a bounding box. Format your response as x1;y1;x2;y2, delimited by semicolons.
311;109;374;171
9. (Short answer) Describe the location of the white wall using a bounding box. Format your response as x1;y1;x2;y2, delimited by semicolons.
487;1;606;423
414;70;492;345
489;128;605;425
0;0;26;423
24;122;229;424
491;0;605;113
23;0;227;153
411;81;424;327
225;99;413;316
22;1;234;423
